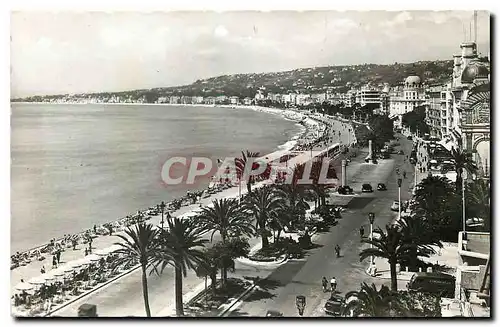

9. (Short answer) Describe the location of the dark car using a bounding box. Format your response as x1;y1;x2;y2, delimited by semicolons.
266;310;284;317
324;294;345;316
361;183;373;192
407;135;413;140
337;185;354;195
377;183;387;191
407;272;455;298
398;150;404;155
324;296;342;315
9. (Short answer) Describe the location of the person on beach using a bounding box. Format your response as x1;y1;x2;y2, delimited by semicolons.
40;265;46;274
93;224;97;233
84;248;88;256
56;249;61;264
72;239;77;250
52;255;57;269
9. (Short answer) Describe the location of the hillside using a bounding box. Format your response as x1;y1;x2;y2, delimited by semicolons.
13;59;457;102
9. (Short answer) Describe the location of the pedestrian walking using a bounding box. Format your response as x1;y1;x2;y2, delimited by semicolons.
84;248;88;256
72;239;77;250
359;226;365;239
52;255;57;269
403;171;406;179
93;224;97;234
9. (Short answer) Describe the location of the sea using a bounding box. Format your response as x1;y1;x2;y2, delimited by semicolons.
10;103;303;253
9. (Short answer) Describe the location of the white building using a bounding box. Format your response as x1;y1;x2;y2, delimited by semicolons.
389;75;427;128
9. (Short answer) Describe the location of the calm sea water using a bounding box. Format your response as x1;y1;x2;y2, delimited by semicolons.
11;104;302;252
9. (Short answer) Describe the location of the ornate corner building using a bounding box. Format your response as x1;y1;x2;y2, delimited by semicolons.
430;42;490;178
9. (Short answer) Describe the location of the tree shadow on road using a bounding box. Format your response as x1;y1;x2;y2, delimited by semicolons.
241;276;282;303
305;242;324;251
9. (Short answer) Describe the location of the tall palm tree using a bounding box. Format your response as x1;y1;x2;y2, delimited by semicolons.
343;282;393;317
398;216;442;272
197;198;254;283
244;186;284;250
466;178;491;231
359;225;412;292
113;223;160;317
156;218;207;316
450;147;478;192
413;175;455;222
235;150;260;194
267;207;292;243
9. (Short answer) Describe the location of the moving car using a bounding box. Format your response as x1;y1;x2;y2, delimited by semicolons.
377;183;387;191
337;185;354;195
324;294;345;316
361;183;373;193
407;272;455;298
390;201;399;211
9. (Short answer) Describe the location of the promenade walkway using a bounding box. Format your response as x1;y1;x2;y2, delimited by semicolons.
11;116;356;317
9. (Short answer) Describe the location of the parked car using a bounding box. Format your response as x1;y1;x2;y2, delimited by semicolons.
466;217;485;228
407;135;413;140
361;183;373;192
324;294;345;316
377;183;387;191
266;310;284;317
398;150;404;155
407;272;455;298
337;185;354;195
390;201;399;211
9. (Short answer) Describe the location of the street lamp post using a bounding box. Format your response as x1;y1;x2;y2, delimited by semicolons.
295;295;306;316
368;212;376;276
462;169;467;232
157;201;166;230
397;178;402;222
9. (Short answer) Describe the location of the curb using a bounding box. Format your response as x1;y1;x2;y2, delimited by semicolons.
44;264;141;316
217;282;257;317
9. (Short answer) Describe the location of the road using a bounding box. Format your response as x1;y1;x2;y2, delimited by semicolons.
228;134;415;317
51;118;356;317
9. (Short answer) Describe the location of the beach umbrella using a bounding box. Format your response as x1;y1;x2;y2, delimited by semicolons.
106;244;122;254
15;282;34;291
87;254;101;262
68;258;88;268
47;267;66;278
94;248;110;256
28;276;48;285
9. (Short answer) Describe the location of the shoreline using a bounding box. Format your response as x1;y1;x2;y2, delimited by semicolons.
11;113;356;317
11;103;322;257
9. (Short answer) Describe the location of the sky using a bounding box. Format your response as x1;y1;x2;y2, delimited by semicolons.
10;10;490;98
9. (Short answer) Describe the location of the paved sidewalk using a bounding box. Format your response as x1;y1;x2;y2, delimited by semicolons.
13;116;356;317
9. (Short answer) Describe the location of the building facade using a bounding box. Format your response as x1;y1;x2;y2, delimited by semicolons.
389;75;427;128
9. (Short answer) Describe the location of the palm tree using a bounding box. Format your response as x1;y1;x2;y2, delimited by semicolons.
235;150;260;194
466;178;491;231
156;218;207;316
343;282;393;317
413;175;455;222
398;216;442;272
359;225;412;292
267;207;292;243
450;147;478;192
113;223;160;317
244;186;284;250
197;198;254;283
